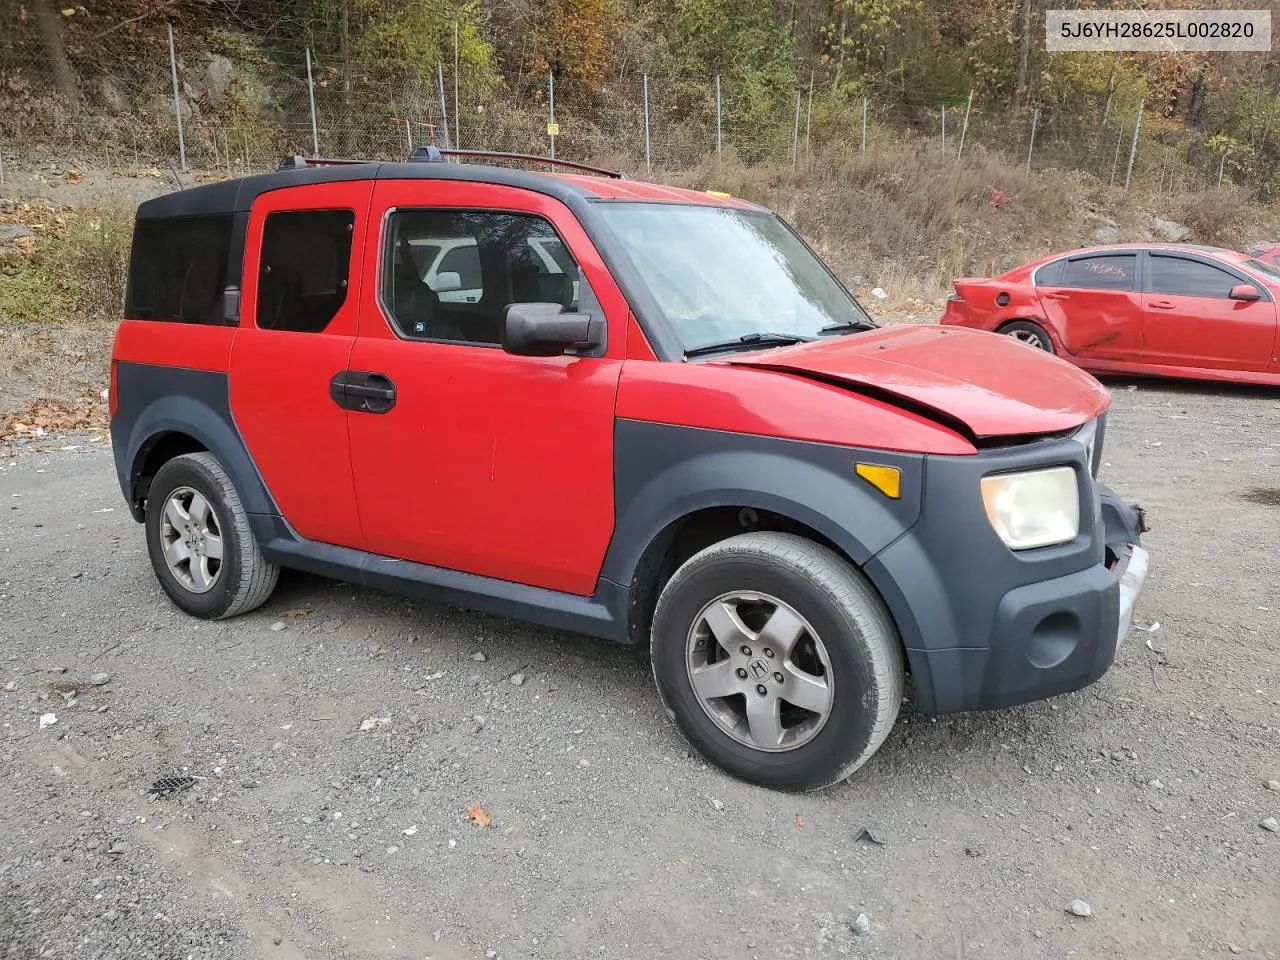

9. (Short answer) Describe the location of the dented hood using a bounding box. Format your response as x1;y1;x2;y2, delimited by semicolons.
722;325;1110;439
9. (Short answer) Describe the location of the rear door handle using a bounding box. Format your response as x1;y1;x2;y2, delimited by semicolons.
330;371;397;414
1148;301;1176;310
1042;292;1070;301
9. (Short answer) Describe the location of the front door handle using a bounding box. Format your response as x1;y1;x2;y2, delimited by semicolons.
1042;292;1070;301
1148;301;1176;310
330;371;397;414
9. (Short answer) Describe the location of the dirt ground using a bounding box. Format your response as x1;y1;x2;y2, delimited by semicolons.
1;377;1277;960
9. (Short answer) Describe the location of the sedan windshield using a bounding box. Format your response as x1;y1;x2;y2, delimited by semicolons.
595;202;874;354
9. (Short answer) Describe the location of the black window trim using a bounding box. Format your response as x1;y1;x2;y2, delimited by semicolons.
376;204;606;352
1141;250;1273;302
254;206;358;333
1033;251;1140;293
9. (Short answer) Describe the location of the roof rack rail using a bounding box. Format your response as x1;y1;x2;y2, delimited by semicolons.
408;146;629;180
278;156;374;170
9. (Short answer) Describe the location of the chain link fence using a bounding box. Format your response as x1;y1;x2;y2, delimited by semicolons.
0;17;1249;195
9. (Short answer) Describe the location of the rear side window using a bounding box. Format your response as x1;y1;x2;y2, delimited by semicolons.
257;209;355;332
125;215;232;324
1057;254;1137;292
1147;256;1242;299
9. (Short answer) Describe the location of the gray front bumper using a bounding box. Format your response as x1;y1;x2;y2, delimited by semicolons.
1113;542;1150;647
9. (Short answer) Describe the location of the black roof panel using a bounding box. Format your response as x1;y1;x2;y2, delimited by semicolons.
135;162;603;221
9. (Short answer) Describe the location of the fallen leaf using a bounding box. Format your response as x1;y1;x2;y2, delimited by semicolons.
283;608;311;618
676;857;688;864
796;815;806;828
466;804;491;828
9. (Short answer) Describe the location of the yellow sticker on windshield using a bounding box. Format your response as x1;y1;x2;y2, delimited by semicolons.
705;190;731;198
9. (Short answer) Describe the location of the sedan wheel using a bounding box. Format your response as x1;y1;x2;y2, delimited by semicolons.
1000;320;1055;353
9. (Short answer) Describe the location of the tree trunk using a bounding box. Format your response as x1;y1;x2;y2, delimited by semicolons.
1187;65;1207;128
1015;0;1031;104
34;0;80;103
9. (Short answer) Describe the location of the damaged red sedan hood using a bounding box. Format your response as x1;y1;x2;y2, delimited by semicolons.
722;325;1110;439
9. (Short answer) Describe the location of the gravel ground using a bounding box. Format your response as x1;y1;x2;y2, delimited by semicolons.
1;381;1278;960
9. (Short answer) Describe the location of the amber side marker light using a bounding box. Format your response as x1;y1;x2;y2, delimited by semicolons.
856;463;901;499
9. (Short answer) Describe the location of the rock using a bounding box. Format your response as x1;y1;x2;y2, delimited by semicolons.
510;673;525;687
964;845;982;857
0;224;36;246
577;759;590;768
1149;779;1164;790
270;621;286;632
709;798;724;811
103;908;119;922
850;912;871;936
472;652;487;662
197;53;235;106
1260;817;1279;833
359;715;390;732
870;287;888;300
1265;780;1280;792
39;712;57;729
97;75;131;114
386;845;399;854
3;681;15;692
88;672;112;686
1153;217;1190;242
1091;225;1120;244
107;841;128;855
1065;899;1092;918
854;824;887;845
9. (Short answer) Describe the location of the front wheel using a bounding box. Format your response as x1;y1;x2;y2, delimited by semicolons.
650;533;904;791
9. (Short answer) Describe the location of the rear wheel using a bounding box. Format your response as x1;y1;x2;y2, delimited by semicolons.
650;532;904;791
145;452;279;619
1000;320;1055;353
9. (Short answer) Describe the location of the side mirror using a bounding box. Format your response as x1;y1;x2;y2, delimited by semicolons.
501;302;604;357
1229;284;1261;302
433;271;462;293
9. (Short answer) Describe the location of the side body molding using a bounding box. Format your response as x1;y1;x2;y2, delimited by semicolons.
601;418;925;591
110;363;279;521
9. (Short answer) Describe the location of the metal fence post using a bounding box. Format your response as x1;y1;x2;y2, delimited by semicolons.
1124;98;1143;191
1110;122;1124;186
956;88;973;161
305;47;320;156
166;22;187;172
548;71;556;159
453;20;461;149
1218;150;1227;187
791;90;801;167
715;75;722;158
643;74;651;172
805;71;814;157
861;96;867;153
1025;107;1039;174
940;104;946;151
436;64;451;149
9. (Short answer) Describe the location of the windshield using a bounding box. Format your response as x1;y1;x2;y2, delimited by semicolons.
1243;257;1280;281
594;202;873;352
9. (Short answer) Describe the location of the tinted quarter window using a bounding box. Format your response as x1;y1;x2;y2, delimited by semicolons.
1147;256;1243;299
1058;255;1137;292
125;215;232;324
384;210;584;345
257;209;355;332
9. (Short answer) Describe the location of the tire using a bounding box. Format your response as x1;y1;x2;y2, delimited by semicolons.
144;452;279;620
999;320;1055;353
650;532;904;792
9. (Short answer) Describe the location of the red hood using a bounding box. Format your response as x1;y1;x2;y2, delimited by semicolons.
721;325;1110;439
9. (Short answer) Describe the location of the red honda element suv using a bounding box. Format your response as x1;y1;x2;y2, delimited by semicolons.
110;148;1149;791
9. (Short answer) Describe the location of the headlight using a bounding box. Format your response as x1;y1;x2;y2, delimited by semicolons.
980;466;1080;549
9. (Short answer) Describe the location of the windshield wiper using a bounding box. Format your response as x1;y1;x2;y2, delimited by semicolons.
683;332;814;359
817;318;879;336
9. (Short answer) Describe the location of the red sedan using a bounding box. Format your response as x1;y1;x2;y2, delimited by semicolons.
941;243;1280;385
